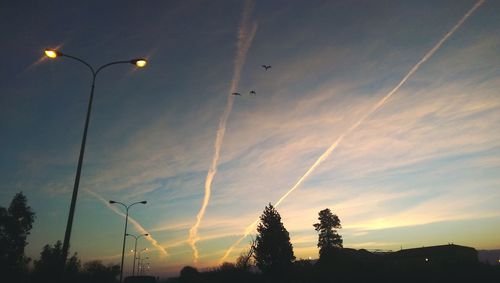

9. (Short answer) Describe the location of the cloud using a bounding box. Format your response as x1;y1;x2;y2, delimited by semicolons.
218;0;489;262
188;0;258;264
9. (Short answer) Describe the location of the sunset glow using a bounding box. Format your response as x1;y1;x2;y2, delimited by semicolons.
1;0;499;279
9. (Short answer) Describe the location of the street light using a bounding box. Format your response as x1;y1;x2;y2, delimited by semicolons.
109;201;147;282
43;48;147;279
137;248;149;275
126;233;149;276
138;252;149;276
133;59;147;68
141;260;151;276
45;49;148;68
44;49;59;58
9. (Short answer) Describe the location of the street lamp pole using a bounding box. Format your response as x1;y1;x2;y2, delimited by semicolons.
126;233;148;276
43;49;147;275
110;200;147;283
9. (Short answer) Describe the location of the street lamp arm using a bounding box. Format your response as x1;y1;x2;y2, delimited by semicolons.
128;201;147;209
56;53;140;78
95;60;135;76
110;200;127;210
58;53;96;76
126;233;138;240
110;200;146;211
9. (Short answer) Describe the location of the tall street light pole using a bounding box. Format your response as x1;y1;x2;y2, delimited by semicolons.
43;49;147;276
110;200;147;283
126;233;149;276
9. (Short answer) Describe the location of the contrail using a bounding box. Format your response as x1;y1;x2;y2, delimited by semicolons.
220;0;485;263
84;189;168;256
188;0;258;264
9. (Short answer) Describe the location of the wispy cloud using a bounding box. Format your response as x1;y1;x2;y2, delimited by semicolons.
188;0;258;264
219;0;486;263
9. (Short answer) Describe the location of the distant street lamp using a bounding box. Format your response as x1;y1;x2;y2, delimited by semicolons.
141;260;151;276
43;49;147;276
110;200;147;282
139;257;150;275
138;248;148;275
126;233;149;276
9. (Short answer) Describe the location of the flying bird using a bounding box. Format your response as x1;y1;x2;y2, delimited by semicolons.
232;92;241;96
249;90;256;96
262;65;271;71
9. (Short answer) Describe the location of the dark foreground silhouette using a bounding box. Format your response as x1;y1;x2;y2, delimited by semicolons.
3;194;499;283
170;246;500;283
125;275;157;283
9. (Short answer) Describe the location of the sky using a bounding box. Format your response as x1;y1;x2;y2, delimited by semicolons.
1;0;499;278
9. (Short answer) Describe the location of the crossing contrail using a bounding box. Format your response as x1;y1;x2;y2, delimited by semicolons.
219;0;485;263
188;0;258;264
84;189;168;256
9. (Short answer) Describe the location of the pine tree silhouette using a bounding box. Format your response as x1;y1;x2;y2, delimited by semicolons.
254;203;295;276
313;208;342;263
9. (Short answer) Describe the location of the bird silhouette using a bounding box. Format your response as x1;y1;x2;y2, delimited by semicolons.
231;92;242;96
262;65;271;71
249;90;256;95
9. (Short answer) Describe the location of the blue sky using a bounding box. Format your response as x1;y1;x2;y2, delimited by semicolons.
1;0;499;277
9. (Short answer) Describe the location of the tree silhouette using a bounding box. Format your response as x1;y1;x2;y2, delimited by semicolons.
80;260;120;283
32;240;80;282
179;266;200;283
235;237;256;270
313;208;342;263
254;203;295;276
0;192;35;281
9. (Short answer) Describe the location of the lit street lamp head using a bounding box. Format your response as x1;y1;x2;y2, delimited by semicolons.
131;58;147;68
44;49;62;59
